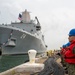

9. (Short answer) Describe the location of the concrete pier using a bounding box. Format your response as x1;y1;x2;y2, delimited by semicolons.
0;55;47;75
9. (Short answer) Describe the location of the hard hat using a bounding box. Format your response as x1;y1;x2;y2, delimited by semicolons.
69;29;75;36
62;44;66;48
66;42;70;47
62;42;70;48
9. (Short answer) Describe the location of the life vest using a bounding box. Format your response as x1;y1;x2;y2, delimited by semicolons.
64;40;75;64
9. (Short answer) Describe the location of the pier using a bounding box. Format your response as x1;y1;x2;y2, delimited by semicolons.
0;50;68;75
0;56;47;75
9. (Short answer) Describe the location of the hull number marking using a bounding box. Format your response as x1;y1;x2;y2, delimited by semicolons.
21;34;26;39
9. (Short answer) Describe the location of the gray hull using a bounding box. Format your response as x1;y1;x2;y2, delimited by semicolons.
0;26;46;55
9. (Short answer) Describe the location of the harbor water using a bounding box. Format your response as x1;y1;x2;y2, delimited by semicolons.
0;54;29;72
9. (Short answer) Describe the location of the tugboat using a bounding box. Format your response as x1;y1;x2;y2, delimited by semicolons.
0;9;47;72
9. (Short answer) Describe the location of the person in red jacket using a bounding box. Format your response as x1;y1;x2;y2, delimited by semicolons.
64;28;75;75
61;42;70;56
60;42;70;66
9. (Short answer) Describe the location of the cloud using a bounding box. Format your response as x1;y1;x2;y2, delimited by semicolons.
0;0;75;50
41;8;75;49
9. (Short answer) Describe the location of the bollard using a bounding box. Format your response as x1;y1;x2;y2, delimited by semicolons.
28;49;37;63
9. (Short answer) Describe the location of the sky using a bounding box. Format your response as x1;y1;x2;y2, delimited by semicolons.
0;0;75;50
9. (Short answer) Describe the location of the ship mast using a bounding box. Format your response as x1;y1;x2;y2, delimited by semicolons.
22;9;31;23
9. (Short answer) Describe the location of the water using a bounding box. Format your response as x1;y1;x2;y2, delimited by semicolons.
0;54;29;73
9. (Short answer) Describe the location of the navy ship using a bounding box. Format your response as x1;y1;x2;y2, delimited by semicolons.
0;10;47;72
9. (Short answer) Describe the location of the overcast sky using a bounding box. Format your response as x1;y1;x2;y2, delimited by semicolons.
0;0;75;50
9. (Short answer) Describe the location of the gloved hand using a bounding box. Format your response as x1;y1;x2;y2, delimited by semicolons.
56;53;61;56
